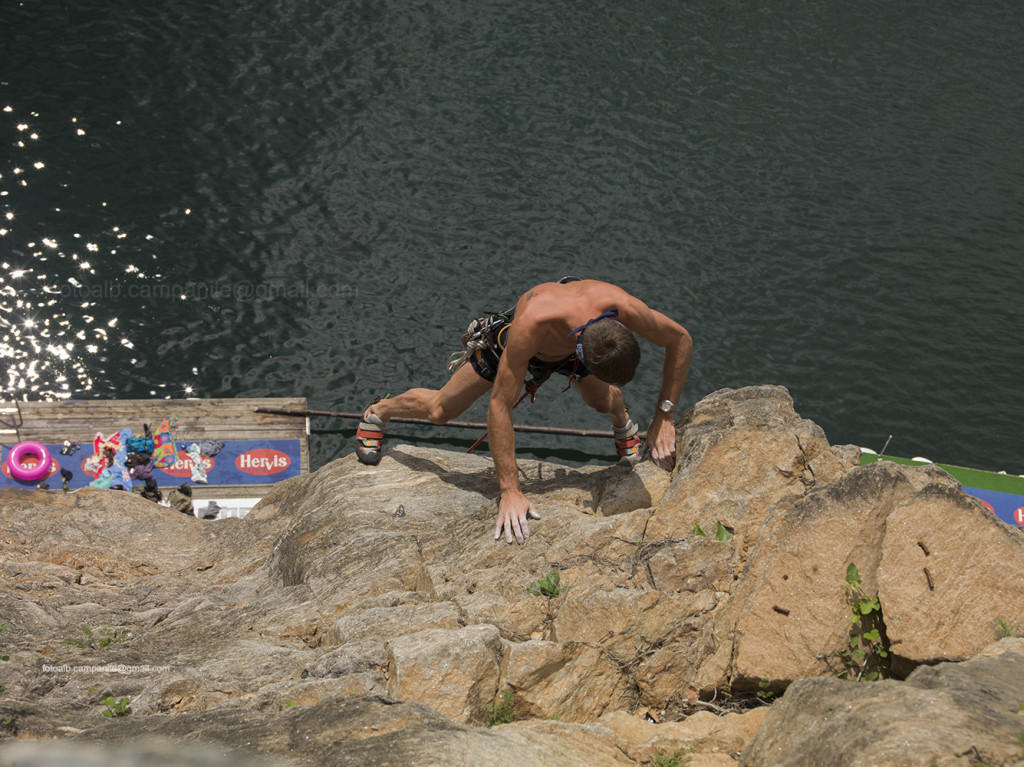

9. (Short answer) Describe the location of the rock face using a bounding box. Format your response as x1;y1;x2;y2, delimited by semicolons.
741;639;1024;767
1;385;1023;766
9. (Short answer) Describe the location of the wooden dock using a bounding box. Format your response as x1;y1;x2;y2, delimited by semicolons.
0;398;309;513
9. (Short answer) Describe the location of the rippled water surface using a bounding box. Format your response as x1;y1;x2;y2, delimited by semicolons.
3;1;1022;472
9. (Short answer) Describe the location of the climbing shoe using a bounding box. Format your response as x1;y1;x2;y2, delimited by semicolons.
613;419;641;464
356;400;387;465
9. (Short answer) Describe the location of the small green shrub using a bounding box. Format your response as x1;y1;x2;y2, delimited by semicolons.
64;626;128;651
528;570;571;600
692;523;731;540
839;563;890;682
101;696;131;718
484;690;514;727
995;618;1020;640
757;676;774;702
650;749;689;767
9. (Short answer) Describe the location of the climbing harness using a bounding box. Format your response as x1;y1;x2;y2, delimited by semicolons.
459;307;628;453
447;311;512;374
445;287;630;456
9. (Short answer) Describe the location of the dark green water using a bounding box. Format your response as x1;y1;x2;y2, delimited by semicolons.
2;1;1023;473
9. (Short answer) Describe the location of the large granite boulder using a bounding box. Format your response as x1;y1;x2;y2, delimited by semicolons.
1;385;1022;766
740;639;1024;767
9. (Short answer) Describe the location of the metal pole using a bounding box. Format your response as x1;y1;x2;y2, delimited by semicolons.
253;406;644;439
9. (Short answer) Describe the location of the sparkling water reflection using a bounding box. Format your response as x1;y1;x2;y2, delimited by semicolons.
1;1;1022;473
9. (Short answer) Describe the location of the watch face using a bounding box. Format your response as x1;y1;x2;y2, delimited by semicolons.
659;400;675;413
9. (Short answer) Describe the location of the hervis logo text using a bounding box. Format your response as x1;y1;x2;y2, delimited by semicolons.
236;449;290;476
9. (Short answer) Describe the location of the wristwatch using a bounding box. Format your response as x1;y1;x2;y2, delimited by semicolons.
657;399;676;415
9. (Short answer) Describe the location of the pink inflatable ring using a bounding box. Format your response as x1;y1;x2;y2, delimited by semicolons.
8;441;53;482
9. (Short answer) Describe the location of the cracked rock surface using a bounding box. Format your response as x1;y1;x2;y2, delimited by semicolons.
1;385;1023;766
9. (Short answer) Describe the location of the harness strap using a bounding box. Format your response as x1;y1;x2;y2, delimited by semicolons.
561;357;580;392
567;309;619;339
569;309;619;367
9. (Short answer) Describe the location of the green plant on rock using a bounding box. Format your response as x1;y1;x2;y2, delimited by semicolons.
484;690;514;727
650;749;690;767
101;696;131;718
757;676;774;702
692;523;731;541
528;570;571;600
839;563;890;682
995;618;1020;640
64;626;128;651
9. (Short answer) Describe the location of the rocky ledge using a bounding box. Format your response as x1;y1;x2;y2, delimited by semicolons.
1;385;1023;766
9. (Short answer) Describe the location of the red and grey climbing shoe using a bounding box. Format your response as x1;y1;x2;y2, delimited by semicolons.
613;419;641;464
356;399;388;465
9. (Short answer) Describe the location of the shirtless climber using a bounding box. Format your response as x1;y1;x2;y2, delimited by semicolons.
355;278;693;545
